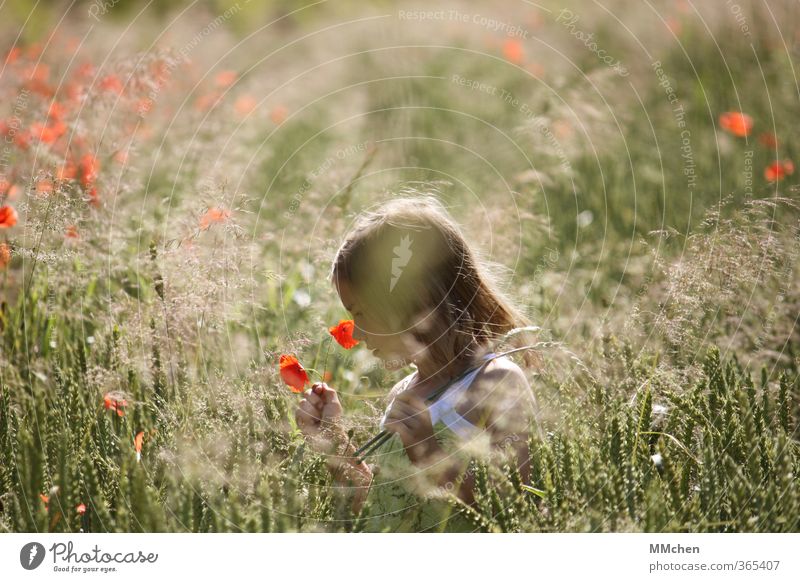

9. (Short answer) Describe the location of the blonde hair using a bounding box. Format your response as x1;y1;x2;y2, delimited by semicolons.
330;194;538;374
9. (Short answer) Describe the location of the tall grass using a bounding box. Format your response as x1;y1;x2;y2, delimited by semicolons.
0;0;798;532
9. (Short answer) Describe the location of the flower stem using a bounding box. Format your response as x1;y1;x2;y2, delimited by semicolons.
320;335;332;381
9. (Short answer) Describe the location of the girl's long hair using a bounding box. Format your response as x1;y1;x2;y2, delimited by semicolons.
330;194;540;375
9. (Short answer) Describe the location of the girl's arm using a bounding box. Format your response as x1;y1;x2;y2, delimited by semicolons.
458;361;536;484
389;362;535;506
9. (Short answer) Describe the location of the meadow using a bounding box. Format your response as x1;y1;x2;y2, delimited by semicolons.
0;0;798;532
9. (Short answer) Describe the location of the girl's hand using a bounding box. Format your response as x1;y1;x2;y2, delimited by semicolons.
295;382;343;452
384;392;442;466
295;383;373;512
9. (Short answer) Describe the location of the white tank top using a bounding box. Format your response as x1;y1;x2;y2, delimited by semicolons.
379;352;500;441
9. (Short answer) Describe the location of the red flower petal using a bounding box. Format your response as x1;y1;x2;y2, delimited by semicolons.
5;47;21;65
79;153;100;187
57;162;78;180
502;39;525;65
719;111;753;137
270;105;288;125
215;70;237;88
0;205;18;228
199;207;231;230
103;393;127;416
279;354;309;393
765;159;794;182
328;319;359;349
48;101;68;121
135;431;144;462
99;74;124;95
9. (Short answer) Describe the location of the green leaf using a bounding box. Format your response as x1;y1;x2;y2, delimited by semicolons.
520;484;547;498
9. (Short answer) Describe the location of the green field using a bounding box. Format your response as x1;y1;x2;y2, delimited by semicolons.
0;0;798;532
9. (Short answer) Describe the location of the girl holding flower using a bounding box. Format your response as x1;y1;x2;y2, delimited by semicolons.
295;195;540;532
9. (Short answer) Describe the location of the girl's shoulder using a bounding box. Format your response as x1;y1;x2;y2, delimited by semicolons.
474;354;531;391
455;354;536;427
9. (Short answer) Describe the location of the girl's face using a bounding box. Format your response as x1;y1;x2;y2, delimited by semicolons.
334;277;421;370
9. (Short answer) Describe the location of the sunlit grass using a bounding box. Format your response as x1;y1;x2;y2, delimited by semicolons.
0;0;798;532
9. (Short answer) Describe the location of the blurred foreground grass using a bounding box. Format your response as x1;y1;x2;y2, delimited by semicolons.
0;0;798;531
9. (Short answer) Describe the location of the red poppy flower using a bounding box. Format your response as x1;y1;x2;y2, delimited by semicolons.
34;179;54;196
194;91;223;112
719;111;753;137
199;207;231;230
48;101;68;121
235;95;257;117
503;39;525;65
99;74;124;94
79;153;100;188
13;129;30;150
0;205;18;228
57;162;77;180
270;105;288;125
24;64;53;97
25;63;49;82
764;159;794;182
103;393;127;417
76;503;86;515
329;319;359;349
279;354;309;393
65;82;82;103
0;180;20;200
135;431;144;462
76;62;95;79
5;47;21;65
31;120;67;143
215;70;237;88
151;59;170;85
39;493;49;506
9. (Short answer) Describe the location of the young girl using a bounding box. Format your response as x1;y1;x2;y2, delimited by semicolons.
295;195;540;532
